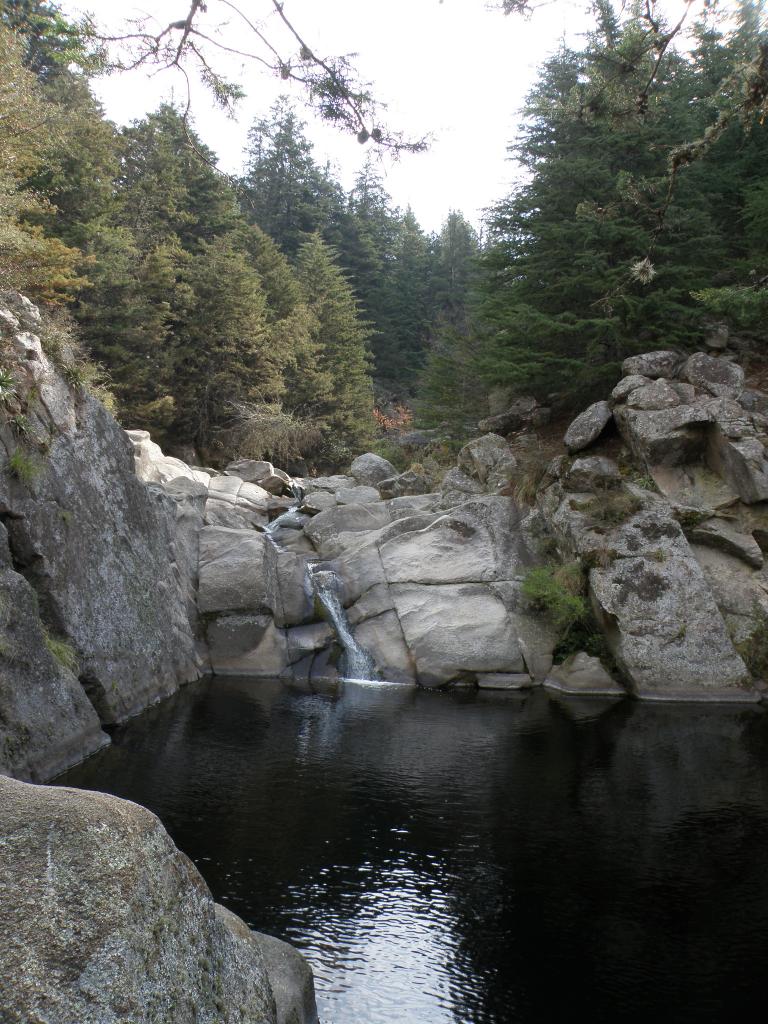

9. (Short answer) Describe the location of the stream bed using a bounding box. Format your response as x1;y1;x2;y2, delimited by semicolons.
57;677;768;1024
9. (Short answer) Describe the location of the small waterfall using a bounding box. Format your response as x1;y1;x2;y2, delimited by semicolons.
265;482;306;533
308;565;379;681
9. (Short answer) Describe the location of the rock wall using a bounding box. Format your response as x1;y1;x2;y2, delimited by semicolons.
0;774;317;1024
0;293;204;780
130;350;768;705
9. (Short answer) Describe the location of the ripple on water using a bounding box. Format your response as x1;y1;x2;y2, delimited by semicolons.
56;677;768;1024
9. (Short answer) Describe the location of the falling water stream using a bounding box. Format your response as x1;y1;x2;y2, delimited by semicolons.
308;564;379;681
264;482;380;681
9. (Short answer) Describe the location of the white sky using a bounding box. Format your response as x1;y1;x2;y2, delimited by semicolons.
60;0;698;232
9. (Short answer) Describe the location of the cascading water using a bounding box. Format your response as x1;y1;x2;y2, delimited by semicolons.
308;564;379;681
265;482;306;533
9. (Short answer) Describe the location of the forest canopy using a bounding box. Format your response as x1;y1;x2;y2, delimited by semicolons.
0;0;766;464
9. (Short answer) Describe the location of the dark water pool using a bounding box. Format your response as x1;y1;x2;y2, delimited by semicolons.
57;678;768;1024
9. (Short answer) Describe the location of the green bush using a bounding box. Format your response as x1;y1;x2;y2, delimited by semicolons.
42;629;78;673
571;489;643;527
0;367;17;404
522;563;588;633
523;561;613;664
8;448;40;485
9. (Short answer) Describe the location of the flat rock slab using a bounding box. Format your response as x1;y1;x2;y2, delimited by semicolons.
391;582;526;686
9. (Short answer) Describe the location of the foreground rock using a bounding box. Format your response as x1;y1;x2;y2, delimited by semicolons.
0;775;317;1024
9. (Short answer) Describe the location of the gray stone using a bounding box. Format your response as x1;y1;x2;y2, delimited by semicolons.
304;502;392;557
260;469;293;496
335;484;381;505
0;775;280;1023
439;466;486;506
198;527;272;614
0;542;109;782
349;452;397;486
128;431;211;488
625;379;681;411
205;475;270;529
224;458;274;483
705;321;730;350
681;351;745;398
457;433;517;490
294;474;356;493
478;395;541;434
707;427;768;504
689;517;764;568
286;622;334;663
380;497;529;587
387;493;442;518
391;582;526;686
248;926;319;1024
563;401;613;453
739;389;768;418
566;456;622;492
0;385;203;732
622;350;681;379
300;490;337;514
354;610;417;684
545;652;624;696
378;469;432;499
611;374;651;403
691;544;768;645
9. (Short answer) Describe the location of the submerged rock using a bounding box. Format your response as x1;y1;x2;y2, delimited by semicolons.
546;653;624;696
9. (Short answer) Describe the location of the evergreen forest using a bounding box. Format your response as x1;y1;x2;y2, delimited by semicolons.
1;0;767;467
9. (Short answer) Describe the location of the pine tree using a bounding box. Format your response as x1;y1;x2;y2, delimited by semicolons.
295;233;375;459
470;1;762;407
240;97;344;258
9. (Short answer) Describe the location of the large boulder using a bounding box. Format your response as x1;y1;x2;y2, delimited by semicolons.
563;401;613;453
478;395;550;435
589;548;753;700
349;452;397;486
204;475;270;530
0;776;280;1023
615;402;713;465
127;430;211;488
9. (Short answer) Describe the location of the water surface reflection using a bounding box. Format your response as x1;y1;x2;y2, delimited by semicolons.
58;679;768;1024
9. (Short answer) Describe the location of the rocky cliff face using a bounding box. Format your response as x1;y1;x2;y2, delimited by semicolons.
0;293;203;780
